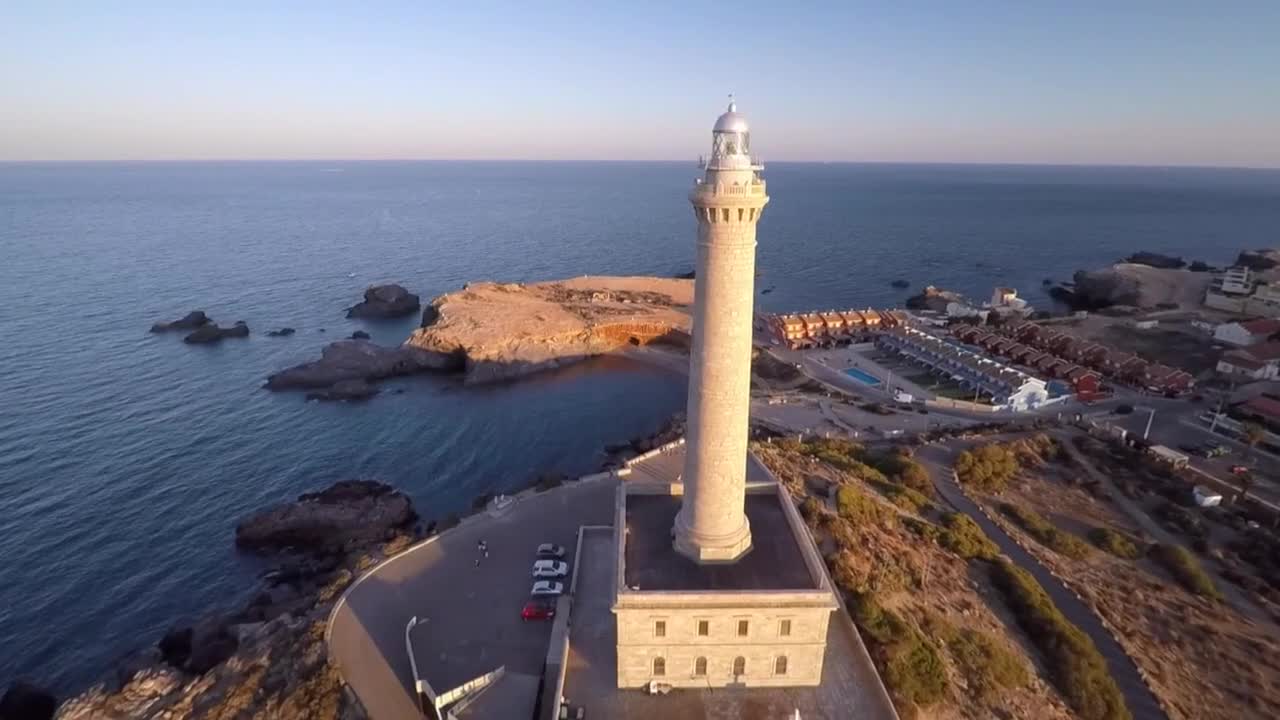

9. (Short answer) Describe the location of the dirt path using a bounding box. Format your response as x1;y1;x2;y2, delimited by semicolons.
1053;431;1275;628
916;443;1169;720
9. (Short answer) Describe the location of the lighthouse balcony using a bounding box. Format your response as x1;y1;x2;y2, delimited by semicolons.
691;179;767;199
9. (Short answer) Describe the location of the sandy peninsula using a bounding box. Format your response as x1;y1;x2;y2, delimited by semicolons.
405;275;693;383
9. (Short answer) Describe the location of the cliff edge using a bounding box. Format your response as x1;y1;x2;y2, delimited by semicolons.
405;276;694;383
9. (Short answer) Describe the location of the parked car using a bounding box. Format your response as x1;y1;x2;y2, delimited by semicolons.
530;581;564;597
535;543;566;559
521;599;556;621
532;560;569;578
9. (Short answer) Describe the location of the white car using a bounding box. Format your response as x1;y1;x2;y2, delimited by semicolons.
530;581;564;597
535;543;566;559
532;561;569;578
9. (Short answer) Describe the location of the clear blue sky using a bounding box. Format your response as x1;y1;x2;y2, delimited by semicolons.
2;1;1277;166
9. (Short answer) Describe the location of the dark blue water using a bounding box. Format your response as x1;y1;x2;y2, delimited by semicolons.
1;161;1278;694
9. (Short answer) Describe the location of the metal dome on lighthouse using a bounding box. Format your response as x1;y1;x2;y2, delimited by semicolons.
705;96;761;171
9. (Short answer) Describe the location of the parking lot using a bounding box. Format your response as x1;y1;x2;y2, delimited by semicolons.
328;479;618;720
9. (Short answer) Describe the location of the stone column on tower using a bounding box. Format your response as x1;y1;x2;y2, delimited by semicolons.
673;100;770;564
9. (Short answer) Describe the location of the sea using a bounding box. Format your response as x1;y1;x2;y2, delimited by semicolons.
1;161;1278;695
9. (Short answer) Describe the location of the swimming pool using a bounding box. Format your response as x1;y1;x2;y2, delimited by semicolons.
843;367;882;386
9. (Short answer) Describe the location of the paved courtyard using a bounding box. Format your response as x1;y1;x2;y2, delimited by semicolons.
328;479;617;720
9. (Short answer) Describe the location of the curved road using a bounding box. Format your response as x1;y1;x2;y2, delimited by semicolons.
916;443;1168;720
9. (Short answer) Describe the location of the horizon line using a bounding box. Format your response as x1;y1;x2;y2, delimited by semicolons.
2;157;1278;172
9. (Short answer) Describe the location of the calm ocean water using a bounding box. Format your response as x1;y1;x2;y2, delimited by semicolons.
1;161;1278;694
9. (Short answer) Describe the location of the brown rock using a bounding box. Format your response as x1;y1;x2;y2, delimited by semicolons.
346;284;420;319
265;339;462;391
234;480;416;554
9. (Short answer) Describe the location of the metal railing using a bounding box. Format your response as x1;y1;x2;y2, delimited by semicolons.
692;181;767;197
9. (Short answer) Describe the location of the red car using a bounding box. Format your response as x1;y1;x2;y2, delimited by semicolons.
521;600;556;621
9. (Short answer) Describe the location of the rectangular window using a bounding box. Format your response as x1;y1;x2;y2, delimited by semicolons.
737;620;749;637
697;620;709;636
779;619;792;637
654;620;666;638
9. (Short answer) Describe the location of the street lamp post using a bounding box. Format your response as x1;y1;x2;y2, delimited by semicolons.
405;616;431;718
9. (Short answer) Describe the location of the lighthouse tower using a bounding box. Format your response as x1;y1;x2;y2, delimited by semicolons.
673;100;769;564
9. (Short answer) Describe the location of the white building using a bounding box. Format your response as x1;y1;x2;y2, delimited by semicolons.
1214;318;1280;346
986;286;1031;316
1220;266;1253;295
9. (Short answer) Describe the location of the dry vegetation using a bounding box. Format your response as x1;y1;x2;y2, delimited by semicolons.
980;436;1280;720
757;439;1075;720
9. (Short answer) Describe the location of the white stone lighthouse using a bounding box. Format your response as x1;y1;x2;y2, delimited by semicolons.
673;100;769;564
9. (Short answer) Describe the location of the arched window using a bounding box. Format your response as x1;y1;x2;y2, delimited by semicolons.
722;208;730;222
738;208;744;222
732;656;746;676
653;657;665;676
775;656;788;675
694;657;707;676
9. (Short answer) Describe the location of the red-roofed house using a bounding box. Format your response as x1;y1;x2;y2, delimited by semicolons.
1217;351;1273;380
1066;366;1102;397
1214;318;1280;346
1237;396;1280;430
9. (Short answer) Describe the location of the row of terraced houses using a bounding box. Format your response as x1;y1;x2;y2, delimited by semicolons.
952;321;1195;397
766;309;909;348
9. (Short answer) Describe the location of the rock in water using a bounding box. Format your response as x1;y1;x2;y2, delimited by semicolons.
346;284;421;319
306;379;379;402
235;480;416;553
1123;251;1185;269
0;681;57;720
890;279;909;289
267;327;296;337
183;321;250;344
150;311;211;333
350;330;370;340
673;269;696;279
1236;248;1280;271
265;339;462;391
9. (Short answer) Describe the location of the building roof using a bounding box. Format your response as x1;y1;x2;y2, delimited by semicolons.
1243;395;1280;420
623;491;817;591
1238;318;1280;336
1221;352;1268;372
1244;342;1280;362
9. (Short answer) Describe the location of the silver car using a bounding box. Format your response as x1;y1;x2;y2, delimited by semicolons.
532;561;569;579
530;580;564;597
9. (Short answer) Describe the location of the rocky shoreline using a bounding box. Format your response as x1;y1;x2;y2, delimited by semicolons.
2;409;688;719
3;481;420;720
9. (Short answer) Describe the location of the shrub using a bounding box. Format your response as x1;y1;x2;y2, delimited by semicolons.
999;503;1092;560
1149;544;1223;600
836;486;893;528
883;484;932;514
939;512;998;560
1088;527;1142;559
946;626;1030;700
903;516;942;543
954;444;1020;493
849;594;948;713
989;560;1132;720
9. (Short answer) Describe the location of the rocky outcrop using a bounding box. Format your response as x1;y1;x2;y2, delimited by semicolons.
0;681;57;720
405;276;693;384
235;480;416;554
265;339;462;392
267;328;296;337
345;284;420;319
1123;251;1185;269
905;285;966;312
51;480;415;720
1061;263;1212;310
150;311;211;333
305;379;378;402
349;330;370;340
1236;248;1280;271
183;321;249;344
890;279;910;289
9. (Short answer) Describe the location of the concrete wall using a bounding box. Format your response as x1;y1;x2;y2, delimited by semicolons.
615;599;828;688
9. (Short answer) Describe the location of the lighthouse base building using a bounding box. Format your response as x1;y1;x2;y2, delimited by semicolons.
612;460;838;689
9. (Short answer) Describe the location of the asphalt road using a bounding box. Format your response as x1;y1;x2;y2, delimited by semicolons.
916;443;1169;720
327;479;618;720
